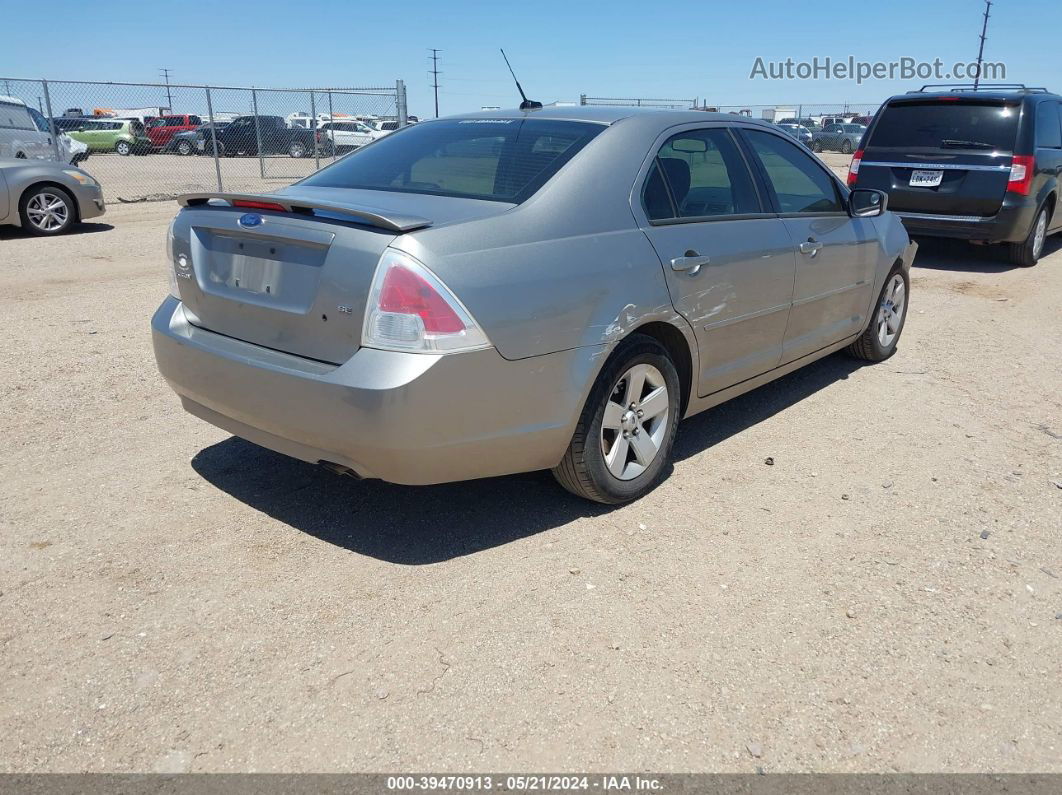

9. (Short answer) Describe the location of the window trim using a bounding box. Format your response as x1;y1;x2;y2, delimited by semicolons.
638;124;772;226
735;126;851;218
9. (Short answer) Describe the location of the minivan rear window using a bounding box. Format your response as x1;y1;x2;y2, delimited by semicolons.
299;118;604;203
869;101;1019;151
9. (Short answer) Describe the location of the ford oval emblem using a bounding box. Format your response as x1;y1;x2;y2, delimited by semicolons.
238;213;263;228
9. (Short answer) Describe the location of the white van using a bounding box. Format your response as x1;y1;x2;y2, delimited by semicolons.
0;96;54;159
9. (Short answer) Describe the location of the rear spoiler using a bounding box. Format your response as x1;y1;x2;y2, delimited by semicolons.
176;192;432;233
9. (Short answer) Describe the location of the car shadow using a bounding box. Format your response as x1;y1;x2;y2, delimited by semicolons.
0;222;114;240
190;352;866;565
911;234;1062;273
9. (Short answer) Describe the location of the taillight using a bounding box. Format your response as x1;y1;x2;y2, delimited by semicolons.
1007;154;1035;196
232;200;286;212
363;249;490;353
847;149;863;187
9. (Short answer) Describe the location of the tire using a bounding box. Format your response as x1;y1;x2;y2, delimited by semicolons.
1008;204;1050;267
812;140;823;153
846;268;909;362
288;140;308;158
552;334;681;504
840;139;853;155
19;184;76;236
176;140;193;156
15;151;27;159
115;140;131;156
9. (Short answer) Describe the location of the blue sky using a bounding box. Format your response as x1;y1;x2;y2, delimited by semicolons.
3;0;1060;118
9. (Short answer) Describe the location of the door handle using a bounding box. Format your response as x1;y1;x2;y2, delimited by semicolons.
799;238;823;257
670;251;710;275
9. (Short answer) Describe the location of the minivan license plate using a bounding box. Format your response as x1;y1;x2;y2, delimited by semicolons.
910;169;944;187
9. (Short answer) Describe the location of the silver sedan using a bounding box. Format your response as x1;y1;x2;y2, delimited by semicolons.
0;158;106;235
153;108;916;503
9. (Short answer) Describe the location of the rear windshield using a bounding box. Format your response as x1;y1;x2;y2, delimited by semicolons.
299;118;604;203
869;100;1019;151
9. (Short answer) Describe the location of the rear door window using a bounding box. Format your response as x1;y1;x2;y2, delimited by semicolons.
1035;101;1062;149
643;128;761;220
300;118;603;203
868;100;1020;151
743;130;844;214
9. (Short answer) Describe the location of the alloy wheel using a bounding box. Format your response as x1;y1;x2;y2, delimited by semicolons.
25;192;70;232
599;363;670;481
1033;209;1048;260
876;273;906;348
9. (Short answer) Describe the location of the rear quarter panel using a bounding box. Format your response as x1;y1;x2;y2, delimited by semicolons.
390;116;693;363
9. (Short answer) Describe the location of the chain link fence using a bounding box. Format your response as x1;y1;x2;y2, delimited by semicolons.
578;94;880;122
1;77;406;201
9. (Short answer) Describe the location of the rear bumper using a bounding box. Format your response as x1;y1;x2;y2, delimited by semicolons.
895;194;1038;243
151;297;597;485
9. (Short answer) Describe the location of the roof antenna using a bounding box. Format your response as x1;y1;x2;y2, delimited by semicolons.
500;49;542;111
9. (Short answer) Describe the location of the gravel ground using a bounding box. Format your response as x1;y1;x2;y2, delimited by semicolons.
1;153;1060;773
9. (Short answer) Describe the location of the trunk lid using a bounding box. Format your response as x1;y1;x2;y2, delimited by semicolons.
170;189;511;363
858;98;1019;217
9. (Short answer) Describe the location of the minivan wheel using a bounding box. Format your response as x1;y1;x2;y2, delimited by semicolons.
115;140;131;156
1008;206;1049;267
552;334;681;504
846;268;909;361
19;185;76;236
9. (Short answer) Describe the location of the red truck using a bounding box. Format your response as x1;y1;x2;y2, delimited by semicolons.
145;114;202;150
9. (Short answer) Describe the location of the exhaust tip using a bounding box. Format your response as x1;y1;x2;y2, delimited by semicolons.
318;460;361;479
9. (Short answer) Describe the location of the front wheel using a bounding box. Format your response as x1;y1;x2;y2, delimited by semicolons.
553;335;681;504
840;139;853;155
1008;205;1049;267
812;140;823;153
176;140;194;156
846;268;909;361
20;185;76;236
115;140;131;156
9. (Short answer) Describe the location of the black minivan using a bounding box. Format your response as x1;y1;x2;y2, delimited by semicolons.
850;84;1062;266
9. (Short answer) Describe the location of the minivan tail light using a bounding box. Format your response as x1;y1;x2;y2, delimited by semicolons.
847;149;863;186
363;249;490;354
1007;155;1035;195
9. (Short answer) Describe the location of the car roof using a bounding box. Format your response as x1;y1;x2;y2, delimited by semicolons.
886;88;1061;104
439;105;782;128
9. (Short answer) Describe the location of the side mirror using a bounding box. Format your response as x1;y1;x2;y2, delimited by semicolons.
849;188;887;218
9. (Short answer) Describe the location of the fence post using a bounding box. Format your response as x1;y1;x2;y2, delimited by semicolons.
310;91;319;171
41;80;62;163
204;86;223;192
580;94;587;106
396;80;408;127
252;88;265;179
327;90;335;162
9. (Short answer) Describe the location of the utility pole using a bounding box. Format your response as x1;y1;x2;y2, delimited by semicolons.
428;49;441;118
973;0;992;89
160;68;173;110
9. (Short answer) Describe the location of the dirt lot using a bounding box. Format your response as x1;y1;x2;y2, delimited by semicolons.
1;153;1060;773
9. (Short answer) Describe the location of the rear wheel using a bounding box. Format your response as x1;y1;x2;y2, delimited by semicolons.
840;139;853;154
1008;205;1049;267
288;140;308;158
812;140;823;153
176;140;193;156
19;185;76;236
846;268;909;361
115;140;131;156
552;335;681;504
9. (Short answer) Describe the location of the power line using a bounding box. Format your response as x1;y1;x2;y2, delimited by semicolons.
973;0;992;89
428;49;441;118
160;68;173;110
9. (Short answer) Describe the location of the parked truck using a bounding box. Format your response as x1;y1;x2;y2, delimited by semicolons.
760;106;797;123
199;115;323;158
